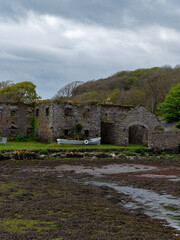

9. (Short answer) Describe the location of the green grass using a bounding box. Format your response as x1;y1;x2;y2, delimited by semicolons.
0;141;147;151
0;218;58;234
0;182;20;191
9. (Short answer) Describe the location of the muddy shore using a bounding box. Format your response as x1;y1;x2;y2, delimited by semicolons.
0;156;180;239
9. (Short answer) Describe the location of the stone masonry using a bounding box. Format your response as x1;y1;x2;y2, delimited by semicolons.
0;100;176;150
0;102;33;137
148;131;180;152
101;106;160;146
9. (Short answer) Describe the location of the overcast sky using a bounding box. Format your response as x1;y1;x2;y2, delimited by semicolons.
0;0;180;98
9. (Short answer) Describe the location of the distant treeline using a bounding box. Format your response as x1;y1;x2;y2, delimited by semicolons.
54;66;180;114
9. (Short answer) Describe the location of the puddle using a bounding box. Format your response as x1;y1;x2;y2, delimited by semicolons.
138;174;180;182
76;179;180;231
0;174;10;177
56;164;158;177
22;167;52;173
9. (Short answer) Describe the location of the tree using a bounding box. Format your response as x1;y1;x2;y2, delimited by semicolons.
136;68;174;112
158;83;180;122
107;88;121;104
54;81;84;99
126;89;146;106
0;81;41;103
0;80;13;89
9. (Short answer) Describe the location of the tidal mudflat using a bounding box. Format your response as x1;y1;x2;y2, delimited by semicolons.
0;156;180;239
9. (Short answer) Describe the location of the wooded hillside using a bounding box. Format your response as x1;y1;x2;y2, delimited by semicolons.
62;66;180;113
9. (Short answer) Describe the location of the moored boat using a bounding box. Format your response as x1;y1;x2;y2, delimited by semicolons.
57;137;101;145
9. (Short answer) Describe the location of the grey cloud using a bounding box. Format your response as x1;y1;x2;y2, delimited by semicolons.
0;0;179;99
1;0;180;30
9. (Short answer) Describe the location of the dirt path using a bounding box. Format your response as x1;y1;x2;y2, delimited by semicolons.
0;157;180;240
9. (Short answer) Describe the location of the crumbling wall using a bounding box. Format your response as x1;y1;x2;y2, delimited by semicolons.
110;106;160;145
50;101;101;141
0;101;166;149
34;101;53;140
0;102;34;137
101;105;132;121
148;131;180;152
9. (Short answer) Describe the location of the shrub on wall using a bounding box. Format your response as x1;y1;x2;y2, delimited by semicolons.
15;134;28;142
74;123;84;140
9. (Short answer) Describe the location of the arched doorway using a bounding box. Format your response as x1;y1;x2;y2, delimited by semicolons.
128;125;148;145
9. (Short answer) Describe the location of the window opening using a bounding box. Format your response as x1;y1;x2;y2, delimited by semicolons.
46;108;49;116
84;130;89;137
64;129;69;136
35;108;39;116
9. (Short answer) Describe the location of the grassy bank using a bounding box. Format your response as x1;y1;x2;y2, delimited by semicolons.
0;141;147;151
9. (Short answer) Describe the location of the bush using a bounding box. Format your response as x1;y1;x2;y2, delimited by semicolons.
175;121;180;129
161;152;166;156
15;134;28;142
122;150;135;156
134;148;146;156
158;83;180;122
75;123;83;133
39;149;49;155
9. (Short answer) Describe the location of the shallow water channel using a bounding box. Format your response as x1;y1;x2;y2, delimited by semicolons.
56;163;180;232
23;162;180;233
74;179;180;232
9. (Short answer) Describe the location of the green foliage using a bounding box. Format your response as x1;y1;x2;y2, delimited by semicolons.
77;91;100;102
158;83;180;122
127;68;160;86
108;88;120;104
74;123;83;140
128;69;146;84
71;66;174;111
29;117;40;140
39;149;49;155
134;148;146;156
161;152;166;156
15;134;28;142
175;121;180;129
0;218;57;234
115;71;127;77
75;123;83;133
127;89;146;106
0;81;41;103
122;150;135;156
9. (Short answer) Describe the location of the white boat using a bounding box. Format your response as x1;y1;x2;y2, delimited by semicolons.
57;137;101;145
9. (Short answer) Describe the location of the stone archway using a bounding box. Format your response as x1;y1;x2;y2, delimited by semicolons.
128;125;148;145
111;106;160;146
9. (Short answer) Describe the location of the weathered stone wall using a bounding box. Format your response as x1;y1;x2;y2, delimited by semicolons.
34;101;101;141
0;102;34;137
148;131;180;152
101;105;132;121
111;106;160;146
0;101;166;149
100;105;133;145
34;101;53;140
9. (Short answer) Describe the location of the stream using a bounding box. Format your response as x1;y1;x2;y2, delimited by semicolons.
73;179;180;232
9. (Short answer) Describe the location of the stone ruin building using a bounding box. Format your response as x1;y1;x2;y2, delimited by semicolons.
0;100;161;146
